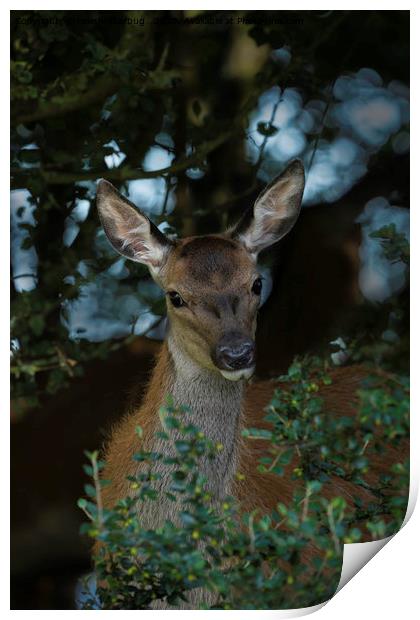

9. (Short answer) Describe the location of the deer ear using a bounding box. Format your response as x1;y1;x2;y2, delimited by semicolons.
96;179;173;275
231;160;305;256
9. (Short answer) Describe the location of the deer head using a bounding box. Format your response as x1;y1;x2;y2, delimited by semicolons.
96;160;305;381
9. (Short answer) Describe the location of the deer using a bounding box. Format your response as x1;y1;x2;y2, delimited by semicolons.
94;160;407;608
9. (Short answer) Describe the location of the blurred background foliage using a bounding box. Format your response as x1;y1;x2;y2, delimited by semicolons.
10;9;409;610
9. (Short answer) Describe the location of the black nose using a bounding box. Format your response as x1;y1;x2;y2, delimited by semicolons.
213;334;255;371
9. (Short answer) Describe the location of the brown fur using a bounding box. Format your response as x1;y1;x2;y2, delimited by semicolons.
99;345;173;512
98;355;407;546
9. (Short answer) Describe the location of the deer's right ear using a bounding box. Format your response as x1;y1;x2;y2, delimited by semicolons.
96;179;173;275
230;160;305;257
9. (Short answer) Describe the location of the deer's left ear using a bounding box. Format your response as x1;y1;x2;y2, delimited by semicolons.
230;160;305;256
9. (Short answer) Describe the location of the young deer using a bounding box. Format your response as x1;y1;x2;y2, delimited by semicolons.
95;161;405;607
96;160;305;515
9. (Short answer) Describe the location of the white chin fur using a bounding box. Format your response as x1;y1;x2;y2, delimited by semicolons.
220;367;255;382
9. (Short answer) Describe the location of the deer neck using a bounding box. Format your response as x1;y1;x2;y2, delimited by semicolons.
153;333;245;497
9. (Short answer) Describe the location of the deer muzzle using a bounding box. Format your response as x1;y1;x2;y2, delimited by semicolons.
212;332;256;381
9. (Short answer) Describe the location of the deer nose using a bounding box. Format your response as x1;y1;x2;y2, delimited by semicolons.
213;335;256;371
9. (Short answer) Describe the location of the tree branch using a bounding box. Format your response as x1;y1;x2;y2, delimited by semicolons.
11;128;240;186
14;74;121;125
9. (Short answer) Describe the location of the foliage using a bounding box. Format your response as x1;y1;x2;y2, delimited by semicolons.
78;356;408;609
332;223;409;374
245;358;409;534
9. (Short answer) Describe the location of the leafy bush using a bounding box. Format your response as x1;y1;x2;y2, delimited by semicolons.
78;358;408;610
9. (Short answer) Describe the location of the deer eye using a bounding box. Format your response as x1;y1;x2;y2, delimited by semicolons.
252;277;262;296
168;291;185;308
